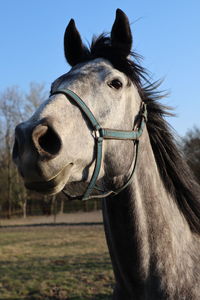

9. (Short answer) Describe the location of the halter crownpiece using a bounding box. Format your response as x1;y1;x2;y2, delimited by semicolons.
51;88;147;200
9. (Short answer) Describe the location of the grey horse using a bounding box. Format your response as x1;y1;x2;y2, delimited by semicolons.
13;9;200;300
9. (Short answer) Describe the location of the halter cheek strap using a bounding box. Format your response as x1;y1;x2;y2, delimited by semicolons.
51;88;147;200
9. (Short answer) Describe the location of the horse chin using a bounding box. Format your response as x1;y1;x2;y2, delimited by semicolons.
24;163;73;195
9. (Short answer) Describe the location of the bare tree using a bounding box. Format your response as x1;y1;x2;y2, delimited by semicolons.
25;82;47;116
0;83;48;218
0;86;23;217
182;126;200;183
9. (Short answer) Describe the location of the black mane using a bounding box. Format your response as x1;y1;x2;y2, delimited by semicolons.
71;34;200;234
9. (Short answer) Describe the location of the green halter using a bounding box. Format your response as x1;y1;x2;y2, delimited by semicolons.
51;88;147;200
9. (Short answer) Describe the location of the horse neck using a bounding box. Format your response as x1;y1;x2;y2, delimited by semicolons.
102;129;197;298
134;128;192;251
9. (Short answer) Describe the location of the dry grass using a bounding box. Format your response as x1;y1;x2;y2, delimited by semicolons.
0;212;114;300
0;211;103;227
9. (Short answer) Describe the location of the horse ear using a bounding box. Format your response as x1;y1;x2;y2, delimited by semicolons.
64;19;88;66
111;9;132;56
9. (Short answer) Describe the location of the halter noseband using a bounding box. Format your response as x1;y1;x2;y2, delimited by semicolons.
51;88;147;200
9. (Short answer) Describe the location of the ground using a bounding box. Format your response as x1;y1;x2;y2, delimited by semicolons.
0;212;114;300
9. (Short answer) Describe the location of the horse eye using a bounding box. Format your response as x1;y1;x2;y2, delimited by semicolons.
108;79;123;90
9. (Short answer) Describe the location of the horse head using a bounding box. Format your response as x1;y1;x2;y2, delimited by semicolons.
13;9;145;199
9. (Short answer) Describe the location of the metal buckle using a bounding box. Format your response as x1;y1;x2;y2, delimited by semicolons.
94;129;100;139
92;128;103;140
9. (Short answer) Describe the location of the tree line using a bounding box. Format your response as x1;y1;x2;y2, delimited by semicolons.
0;83;199;218
0;83;101;219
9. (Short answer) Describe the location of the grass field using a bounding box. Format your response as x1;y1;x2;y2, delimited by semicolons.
0;212;114;300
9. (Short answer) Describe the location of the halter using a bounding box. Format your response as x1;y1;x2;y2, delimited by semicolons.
51;88;147;200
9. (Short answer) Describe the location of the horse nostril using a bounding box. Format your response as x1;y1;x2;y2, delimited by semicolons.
32;124;62;158
39;126;61;155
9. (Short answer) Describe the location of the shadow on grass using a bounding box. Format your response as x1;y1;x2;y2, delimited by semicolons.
0;293;112;300
0;252;112;273
67;295;112;300
0;222;103;229
0;294;112;300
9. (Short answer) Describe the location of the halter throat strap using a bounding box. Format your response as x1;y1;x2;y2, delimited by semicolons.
51;88;147;200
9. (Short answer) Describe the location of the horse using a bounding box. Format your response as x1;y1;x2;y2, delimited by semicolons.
13;9;200;300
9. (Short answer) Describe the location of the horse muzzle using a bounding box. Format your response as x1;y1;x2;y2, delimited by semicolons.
12;117;72;193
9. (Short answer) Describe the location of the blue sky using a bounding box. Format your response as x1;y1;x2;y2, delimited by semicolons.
0;0;199;136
